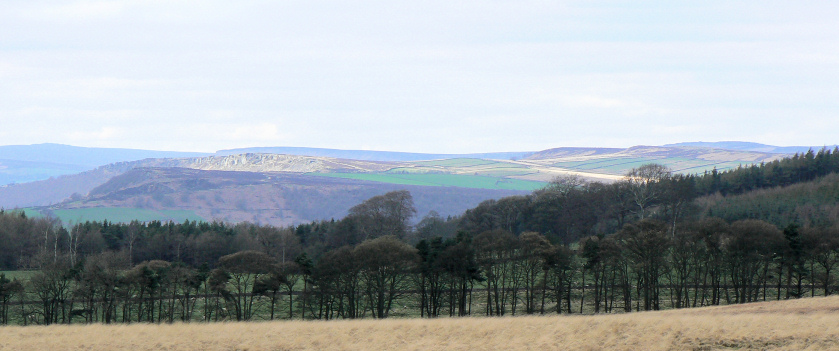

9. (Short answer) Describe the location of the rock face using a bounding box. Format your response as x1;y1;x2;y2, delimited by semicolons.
145;153;400;173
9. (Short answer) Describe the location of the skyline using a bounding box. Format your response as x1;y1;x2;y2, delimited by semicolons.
2;1;838;153
0;140;836;155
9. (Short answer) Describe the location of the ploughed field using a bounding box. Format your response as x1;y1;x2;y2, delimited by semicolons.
4;296;839;350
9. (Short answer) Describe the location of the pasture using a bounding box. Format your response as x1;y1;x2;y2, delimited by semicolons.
3;295;839;350
0;270;33;281
550;156;744;175
310;172;546;191
411;158;502;167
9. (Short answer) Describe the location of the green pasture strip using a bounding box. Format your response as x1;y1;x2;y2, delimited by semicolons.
553;156;753;176
672;162;743;175
4;208;45;218
52;207;205;224
386;167;531;177
313;173;439;186
310;172;546;191
411;158;499;168
386;167;445;174
21;208;44;218
475;169;533;177
0;270;35;281
553;157;660;171
459;161;528;169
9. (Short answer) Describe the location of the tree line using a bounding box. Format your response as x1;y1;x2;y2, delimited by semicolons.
2;146;839;325
695;147;839;196
2;214;838;325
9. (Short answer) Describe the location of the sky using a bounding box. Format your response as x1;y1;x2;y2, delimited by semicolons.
1;1;838;153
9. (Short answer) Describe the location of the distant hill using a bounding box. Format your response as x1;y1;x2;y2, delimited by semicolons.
0;143;801;212
216;147;534;162
520;145;786;176
4;141;834;226
0;143;210;186
0;154;542;210
524;147;624;159
0;161;139;208
0;143;209;167
36;167;530;226
3;142;827;187
665;141;838;154
0;158;89;185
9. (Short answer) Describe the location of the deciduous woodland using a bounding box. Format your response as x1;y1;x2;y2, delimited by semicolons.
1;148;839;325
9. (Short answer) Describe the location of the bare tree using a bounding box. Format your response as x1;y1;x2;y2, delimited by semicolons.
518;232;552;314
802;227;839;295
30;254;75;324
257;226;301;263
355;236;419;318
0;274;23;324
474;230;517;316
618;219;670;310
546;174;587;194
217;250;275;320
724;219;782;303
348;190;417;240
124;221;141;266
624;163;671;219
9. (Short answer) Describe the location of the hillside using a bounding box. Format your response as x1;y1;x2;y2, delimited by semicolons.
667;141;839;154
4;296;838;350
523;145;786;175
0;143;209;186
38;167;530;226
0;162;137;208
216;146;533;162
160;146;791;183
0;143;811;226
0;142;808;187
699;172;839;228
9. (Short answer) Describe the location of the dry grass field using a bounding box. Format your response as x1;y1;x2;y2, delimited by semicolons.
4;296;839;351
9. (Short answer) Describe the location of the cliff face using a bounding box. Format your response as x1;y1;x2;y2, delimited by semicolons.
145;153;400;173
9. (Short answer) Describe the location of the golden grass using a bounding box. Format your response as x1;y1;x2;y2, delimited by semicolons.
4;297;839;350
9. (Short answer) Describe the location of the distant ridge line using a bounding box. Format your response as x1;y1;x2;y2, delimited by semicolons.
215;146;535;162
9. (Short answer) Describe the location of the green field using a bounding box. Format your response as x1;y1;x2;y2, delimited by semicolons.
310;172;546;191
3;208;44;219
552;157;662;173
386;166;532;177
20;208;45;218
43;207;205;224
552;157;744;175
0;270;34;281
411;158;502;167
471;168;534;177
397;158;530;176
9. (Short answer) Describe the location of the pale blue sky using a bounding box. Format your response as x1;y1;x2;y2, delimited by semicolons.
1;1;837;153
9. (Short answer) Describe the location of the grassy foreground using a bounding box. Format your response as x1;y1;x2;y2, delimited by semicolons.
4;297;839;351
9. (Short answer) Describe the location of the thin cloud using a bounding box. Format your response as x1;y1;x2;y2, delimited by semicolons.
1;1;837;152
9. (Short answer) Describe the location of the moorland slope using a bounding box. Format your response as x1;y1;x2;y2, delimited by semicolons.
45;167;529;225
